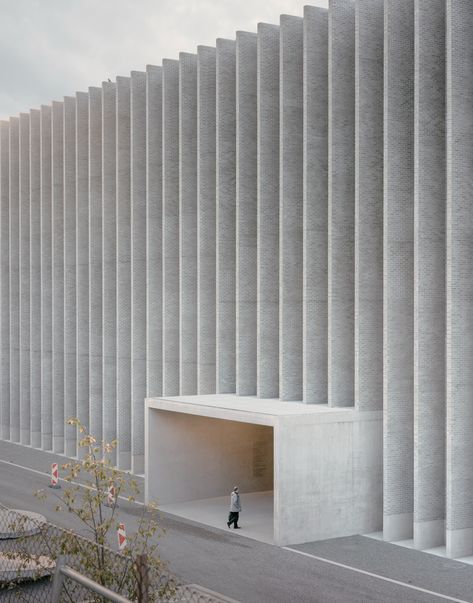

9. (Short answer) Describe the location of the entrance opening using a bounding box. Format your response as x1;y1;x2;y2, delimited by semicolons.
146;409;274;543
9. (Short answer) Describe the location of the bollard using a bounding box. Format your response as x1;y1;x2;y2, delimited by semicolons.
105;483;118;508
117;522;127;551
49;463;61;489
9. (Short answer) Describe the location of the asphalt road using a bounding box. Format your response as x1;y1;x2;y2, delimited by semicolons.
1;440;472;603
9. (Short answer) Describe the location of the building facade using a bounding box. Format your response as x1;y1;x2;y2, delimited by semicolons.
1;0;473;554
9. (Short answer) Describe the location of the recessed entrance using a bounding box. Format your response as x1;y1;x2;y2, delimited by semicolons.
146;407;274;543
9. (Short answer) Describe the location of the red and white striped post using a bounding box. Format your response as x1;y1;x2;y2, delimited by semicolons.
49;463;61;489
105;483;118;508
117;522;127;551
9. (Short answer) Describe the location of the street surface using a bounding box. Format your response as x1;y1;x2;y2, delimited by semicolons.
0;440;472;603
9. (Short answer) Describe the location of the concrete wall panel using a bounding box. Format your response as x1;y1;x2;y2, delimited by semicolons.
52;101;64;452
116;76;131;469
354;0;383;412
383;0;415;542
131;71;147;474
102;81;116;463
19;113;30;444
9;117;20;442
279;15;303;401
40;106;52;450
29;111;41;448
413;0;446;550
88;88;102;445
216;39;236;394
197;46;216;395
146;65;162;400
162;60;180;396
328;0;355;408
303;6;328;405
257;24;279;399
446;0;473;559
0;121;9;440
63;97;77;457
179;54;198;396
236;32;257;396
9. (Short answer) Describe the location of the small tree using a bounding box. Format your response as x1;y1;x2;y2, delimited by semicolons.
35;418;176;602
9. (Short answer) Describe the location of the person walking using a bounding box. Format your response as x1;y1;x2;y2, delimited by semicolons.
227;486;242;529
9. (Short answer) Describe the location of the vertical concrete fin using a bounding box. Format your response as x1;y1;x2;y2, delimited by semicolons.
19;113;30;445
446;0;473;559
328;0;355;408
162;59;180;396
216;39;236;394
116;76;131;469
9;116;21;441
9;116;20;442
355;0;384;412
383;0;415;543
88;87;102;445
40;105;52;450
303;6;328;405
52;100;64;453
236;31;257;396
76;92;89;454
197;46;216;395
179;53;198;396
131;70;147;474
257;23;279;399
279;15;303;401
63;97;77;457
29;111;41;448
0;120;9;441
413;0;446;551
146;66;162;399
102;81;117;464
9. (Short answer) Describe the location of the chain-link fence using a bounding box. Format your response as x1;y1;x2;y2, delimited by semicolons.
0;506;237;603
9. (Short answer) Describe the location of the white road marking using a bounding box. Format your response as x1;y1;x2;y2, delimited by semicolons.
283;547;471;603
0;457;144;506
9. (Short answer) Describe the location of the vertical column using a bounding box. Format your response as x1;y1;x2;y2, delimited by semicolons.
52;101;64;452
279;16;303;401
64;97;77;457
328;0;355;408
216;39;236;394
383;0;415;542
40;106;52;450
146;66;162;399
257;24;279;399
19;113;30;444
446;0;473;559
236;32;257;396
355;0;384;411
197;46;216;395
116;76;131;469
29;110;41;448
131;71;146;474
102;82;117;462
9;116;20;442
179;54;198;396
162;60;180;396
76;92;89;447
88;88;102;443
414;0;446;550
303;6;328;404
0;121;9;440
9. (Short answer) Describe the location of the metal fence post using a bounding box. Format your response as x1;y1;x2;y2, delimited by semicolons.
51;555;65;603
136;554;149;603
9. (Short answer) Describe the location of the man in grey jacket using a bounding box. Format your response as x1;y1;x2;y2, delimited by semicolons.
227;486;242;529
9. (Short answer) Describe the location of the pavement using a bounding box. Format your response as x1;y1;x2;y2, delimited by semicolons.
1;439;473;603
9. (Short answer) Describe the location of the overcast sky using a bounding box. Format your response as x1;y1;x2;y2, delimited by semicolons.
0;0;328;120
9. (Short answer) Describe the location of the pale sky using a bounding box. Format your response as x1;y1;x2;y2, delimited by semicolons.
0;0;328;120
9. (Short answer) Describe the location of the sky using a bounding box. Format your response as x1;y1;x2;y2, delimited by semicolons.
0;0;328;120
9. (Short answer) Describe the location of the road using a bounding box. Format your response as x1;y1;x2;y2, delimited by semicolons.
0;440;472;603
